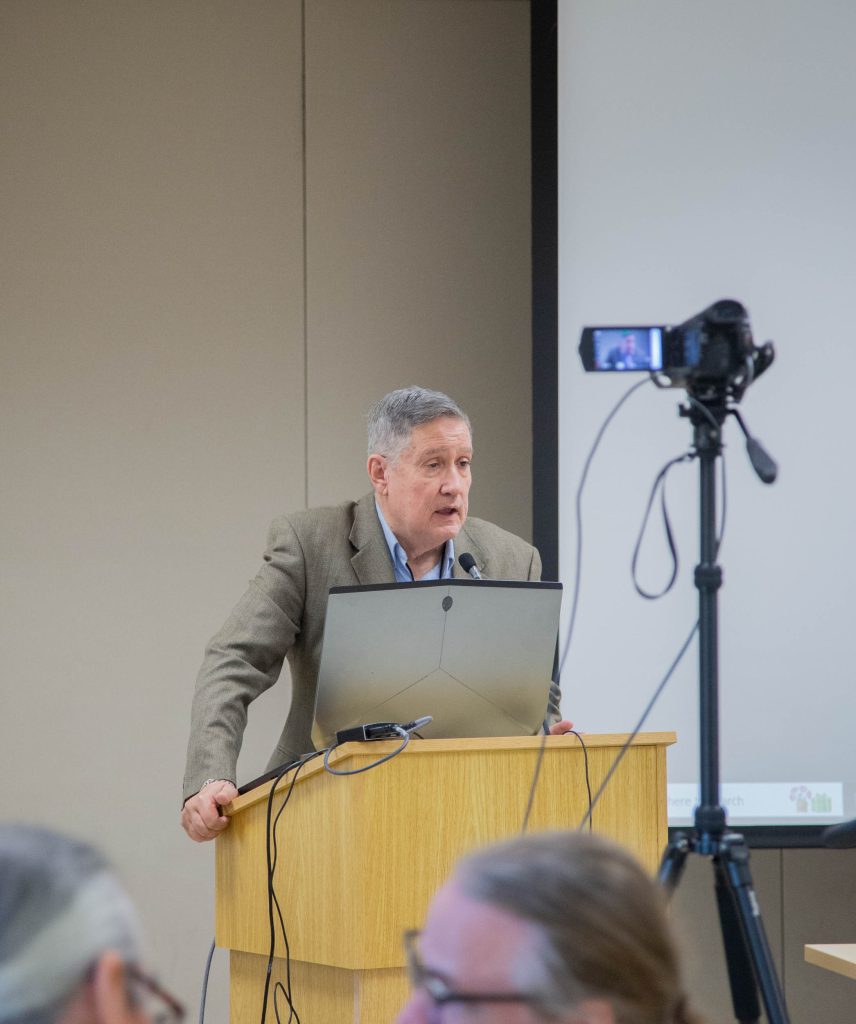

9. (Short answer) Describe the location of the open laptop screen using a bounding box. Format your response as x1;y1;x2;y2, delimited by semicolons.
313;579;562;746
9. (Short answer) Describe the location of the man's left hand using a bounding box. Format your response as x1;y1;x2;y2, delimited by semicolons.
548;719;575;735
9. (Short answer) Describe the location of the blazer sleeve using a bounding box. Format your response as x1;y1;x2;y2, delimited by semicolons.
182;515;307;802
527;545;542;582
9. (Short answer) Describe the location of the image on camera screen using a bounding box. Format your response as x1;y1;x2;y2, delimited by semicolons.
594;328;662;371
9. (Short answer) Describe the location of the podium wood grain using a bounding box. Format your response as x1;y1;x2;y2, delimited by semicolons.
216;732;674;1023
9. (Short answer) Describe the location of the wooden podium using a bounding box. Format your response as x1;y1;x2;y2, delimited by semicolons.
216;732;674;1024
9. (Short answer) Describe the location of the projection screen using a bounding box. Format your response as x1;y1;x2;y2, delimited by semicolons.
556;1;855;832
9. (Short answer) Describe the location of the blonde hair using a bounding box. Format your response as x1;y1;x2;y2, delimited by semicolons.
456;831;701;1024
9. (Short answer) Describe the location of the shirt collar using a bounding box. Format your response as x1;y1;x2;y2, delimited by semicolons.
375;502;455;581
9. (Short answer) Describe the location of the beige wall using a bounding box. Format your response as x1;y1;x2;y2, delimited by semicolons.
673;847;856;1023
304;0;532;523
0;1;531;1019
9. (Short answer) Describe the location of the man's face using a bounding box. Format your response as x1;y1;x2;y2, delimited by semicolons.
395;881;546;1024
622;335;637;355
369;416;472;562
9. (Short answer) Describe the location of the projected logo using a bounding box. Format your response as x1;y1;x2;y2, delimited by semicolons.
789;785;834;814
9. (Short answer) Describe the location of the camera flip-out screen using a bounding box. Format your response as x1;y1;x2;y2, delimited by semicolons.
579;326;664;372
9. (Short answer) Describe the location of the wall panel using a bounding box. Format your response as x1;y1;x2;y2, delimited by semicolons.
304;0;533;542
1;2;305;1017
782;849;856;1023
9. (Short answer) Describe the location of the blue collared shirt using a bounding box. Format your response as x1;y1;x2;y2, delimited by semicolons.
375;502;455;582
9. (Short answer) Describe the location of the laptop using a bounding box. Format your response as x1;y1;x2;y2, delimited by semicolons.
312;578;562;746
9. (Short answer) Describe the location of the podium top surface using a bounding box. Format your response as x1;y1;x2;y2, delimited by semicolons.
805;944;856;981
226;731;676;815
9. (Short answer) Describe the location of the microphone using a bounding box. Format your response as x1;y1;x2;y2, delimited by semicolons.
823;817;856;849
458;553;482;580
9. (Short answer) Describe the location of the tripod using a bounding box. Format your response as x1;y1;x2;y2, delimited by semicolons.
658;398;789;1024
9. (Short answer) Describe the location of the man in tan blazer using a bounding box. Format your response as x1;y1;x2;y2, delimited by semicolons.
181;387;568;842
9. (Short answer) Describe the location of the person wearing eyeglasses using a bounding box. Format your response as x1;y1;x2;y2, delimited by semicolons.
397;830;701;1024
0;824;184;1024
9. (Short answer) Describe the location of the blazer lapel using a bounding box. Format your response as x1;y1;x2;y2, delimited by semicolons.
350;495;483;583
453;523;487;579
350;493;396;585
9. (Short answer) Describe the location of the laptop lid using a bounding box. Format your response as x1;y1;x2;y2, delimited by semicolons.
313;579;562;746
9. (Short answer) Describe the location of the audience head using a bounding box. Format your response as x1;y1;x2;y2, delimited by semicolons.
397;830;699;1024
0;824;181;1024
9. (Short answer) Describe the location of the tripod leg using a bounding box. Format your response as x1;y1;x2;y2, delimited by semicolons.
718;835;790;1024
658;830;691;895
713;858;762;1023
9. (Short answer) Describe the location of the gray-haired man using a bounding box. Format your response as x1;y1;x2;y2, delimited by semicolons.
0;824;182;1024
181;386;569;842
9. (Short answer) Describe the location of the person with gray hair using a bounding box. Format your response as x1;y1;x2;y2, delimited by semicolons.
397;830;701;1024
182;385;570;842
365;386;472;465
0;824;182;1024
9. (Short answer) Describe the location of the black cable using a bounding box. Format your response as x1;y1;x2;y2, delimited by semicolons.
567;730;593;831
322;726;410;775
262;762;291;1024
558;377;651;681
520;724;549;833
261;758;298;1024
261;729;417;1022
521;726;594;834
717;443;727;557
552;376;678;833
274;983;296;1024
630;398;731;601
260;752;324;1024
526;378;733;840
270;751;327;1024
578;619;699;831
584;407;729;830
631;451;695;599
198;939;215;1024
685;394;722;431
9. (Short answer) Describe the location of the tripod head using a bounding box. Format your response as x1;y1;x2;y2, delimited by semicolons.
679;400;779;486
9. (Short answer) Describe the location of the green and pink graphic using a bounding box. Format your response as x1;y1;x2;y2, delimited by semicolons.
789;785;834;814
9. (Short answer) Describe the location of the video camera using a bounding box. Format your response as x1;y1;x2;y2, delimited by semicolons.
578;299;774;402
